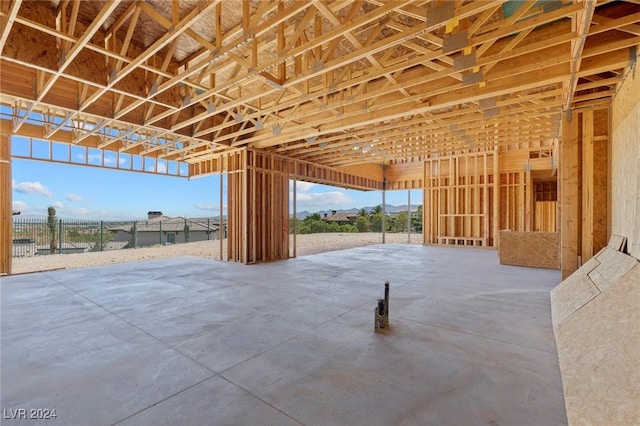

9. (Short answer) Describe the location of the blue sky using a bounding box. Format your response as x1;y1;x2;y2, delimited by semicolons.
10;138;421;220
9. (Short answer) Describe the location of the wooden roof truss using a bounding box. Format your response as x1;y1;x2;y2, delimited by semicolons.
0;0;638;172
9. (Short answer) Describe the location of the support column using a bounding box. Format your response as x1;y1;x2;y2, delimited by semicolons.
1;135;11;275
560;115;580;279
239;149;290;264
582;110;594;261
493;148;500;248
525;169;532;232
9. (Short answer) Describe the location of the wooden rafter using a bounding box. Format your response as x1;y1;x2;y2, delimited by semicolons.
0;0;638;170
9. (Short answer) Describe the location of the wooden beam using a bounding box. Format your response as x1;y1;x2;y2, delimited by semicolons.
0;133;11;275
560;115;580;279
81;1;218;111
582;110;594;261
563;0;596;113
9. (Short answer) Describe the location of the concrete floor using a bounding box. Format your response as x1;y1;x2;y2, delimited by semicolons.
1;245;566;425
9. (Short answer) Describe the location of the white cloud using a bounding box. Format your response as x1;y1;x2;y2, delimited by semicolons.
12;181;53;197
157;162;167;173
12;200;27;211
52;201;64;209
292;191;354;208
296;181;316;192
66;193;83;202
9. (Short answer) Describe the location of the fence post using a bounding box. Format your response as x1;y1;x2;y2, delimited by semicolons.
100;221;104;251
132;221;137;248
58;219;62;254
159;221;162;245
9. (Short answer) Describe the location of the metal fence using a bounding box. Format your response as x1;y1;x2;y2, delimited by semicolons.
12;217;221;258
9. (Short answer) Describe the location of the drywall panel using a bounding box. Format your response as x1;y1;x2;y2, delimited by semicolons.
498;231;559;269
611;71;640;260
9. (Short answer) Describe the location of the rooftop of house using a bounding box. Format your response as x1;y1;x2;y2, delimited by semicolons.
108;216;220;233
322;211;358;222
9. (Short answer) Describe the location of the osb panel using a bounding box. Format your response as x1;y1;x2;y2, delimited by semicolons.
498;231;559;269
593;108;609;138
611;72;640;260
608;234;626;251
551;274;600;326
555;264;640;426
593;123;608;254
550;249;602;327
588;247;639;292
4;3;58;70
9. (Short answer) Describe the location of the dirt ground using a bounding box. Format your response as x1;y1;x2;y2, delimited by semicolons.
10;232;423;274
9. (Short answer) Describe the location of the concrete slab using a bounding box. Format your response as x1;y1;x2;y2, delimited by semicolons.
117;376;299;426
224;309;565;426
1;245;566;425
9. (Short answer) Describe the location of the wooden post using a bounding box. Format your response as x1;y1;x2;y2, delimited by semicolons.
241;151;248;264
493;148;499;248
422;160;429;245
560;114;580;279
582;110;594;261
219;172;223;261
0;134;11;275
407;190;411;243
292;173;297;257
525;169;532;232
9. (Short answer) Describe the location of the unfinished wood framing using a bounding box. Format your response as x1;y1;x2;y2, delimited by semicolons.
499;172;527;233
582;110;595;261
611;69;640;259
224;149;247;263
534;182;558;233
0;1;638;267
423;152;494;247
557;107;611;277
0;135;11;275
246;150;290;263
560;115;580;279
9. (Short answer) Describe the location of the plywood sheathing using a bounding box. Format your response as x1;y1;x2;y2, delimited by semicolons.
587;245;639;291
611;69;640;260
498;231;559;269
551;245;640;426
592;108;609;253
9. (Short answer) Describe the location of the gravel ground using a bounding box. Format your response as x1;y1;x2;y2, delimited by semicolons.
10;232;423;274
